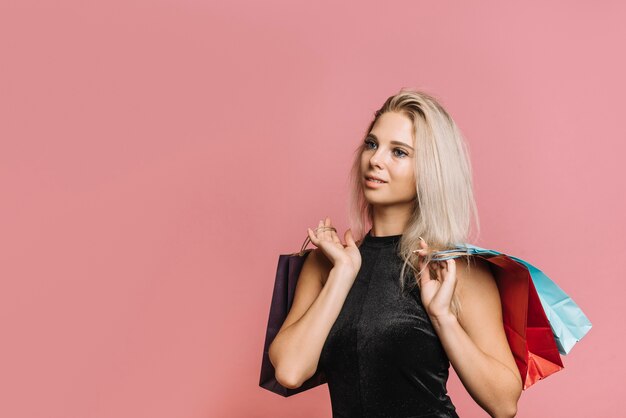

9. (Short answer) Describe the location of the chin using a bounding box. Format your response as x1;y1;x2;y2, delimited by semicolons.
363;195;387;205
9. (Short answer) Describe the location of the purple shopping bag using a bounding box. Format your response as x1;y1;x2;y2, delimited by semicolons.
259;234;328;396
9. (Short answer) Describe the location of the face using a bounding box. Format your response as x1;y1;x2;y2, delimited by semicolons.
360;111;417;206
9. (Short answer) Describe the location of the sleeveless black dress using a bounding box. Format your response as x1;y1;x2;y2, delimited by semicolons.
318;230;459;418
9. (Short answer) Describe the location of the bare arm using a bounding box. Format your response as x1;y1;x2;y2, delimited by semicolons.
431;313;521;418
269;261;355;388
269;217;361;389
435;260;522;417
416;242;522;418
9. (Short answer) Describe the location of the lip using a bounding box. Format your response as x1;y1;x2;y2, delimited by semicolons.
364;174;387;183
364;176;387;188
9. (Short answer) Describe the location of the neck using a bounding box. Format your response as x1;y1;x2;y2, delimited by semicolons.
370;203;413;236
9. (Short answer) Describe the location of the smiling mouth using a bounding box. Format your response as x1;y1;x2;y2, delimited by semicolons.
365;176;387;183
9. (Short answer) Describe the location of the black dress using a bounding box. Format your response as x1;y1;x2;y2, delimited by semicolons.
318;229;459;418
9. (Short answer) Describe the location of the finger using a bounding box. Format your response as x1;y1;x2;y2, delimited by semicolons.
327;218;339;243
418;266;434;286
417;250;432;272
313;219;324;242
434;261;444;280
417;257;430;283
438;259;458;297
428;261;438;281
442;259;456;283
331;226;342;245
324;217;332;240
307;227;319;246
413;237;429;258
345;228;356;247
326;217;334;240
316;219;324;238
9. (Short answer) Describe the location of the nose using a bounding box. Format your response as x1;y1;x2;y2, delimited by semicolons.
369;150;384;170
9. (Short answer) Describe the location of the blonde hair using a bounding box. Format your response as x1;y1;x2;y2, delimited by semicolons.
347;88;480;316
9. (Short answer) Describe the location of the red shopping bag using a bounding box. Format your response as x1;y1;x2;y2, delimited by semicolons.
484;254;564;389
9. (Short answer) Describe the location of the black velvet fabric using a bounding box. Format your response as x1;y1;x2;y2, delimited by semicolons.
319;229;459;418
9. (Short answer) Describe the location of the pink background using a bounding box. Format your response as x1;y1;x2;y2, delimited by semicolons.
1;1;623;417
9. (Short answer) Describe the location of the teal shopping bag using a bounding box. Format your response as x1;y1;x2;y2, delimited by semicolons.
432;244;592;355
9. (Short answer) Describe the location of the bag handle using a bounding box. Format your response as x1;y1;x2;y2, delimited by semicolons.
292;226;338;256
430;247;473;262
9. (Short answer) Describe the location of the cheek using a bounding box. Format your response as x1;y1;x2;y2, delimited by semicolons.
392;166;417;195
396;165;415;185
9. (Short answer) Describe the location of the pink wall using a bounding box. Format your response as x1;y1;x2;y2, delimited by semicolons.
0;1;623;417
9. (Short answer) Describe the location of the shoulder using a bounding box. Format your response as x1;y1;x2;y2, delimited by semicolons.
453;256;501;322
454;256;496;293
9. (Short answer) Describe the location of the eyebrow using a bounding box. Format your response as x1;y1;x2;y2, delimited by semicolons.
366;133;414;151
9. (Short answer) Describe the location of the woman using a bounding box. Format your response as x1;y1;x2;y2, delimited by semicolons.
268;89;522;417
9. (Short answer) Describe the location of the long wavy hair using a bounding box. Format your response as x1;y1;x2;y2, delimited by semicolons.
348;88;480;317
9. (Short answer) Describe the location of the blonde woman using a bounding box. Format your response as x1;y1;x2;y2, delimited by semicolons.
269;89;522;417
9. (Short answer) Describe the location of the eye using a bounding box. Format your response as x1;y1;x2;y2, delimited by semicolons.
363;139;409;158
393;148;408;158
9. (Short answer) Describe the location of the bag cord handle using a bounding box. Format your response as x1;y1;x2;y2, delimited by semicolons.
295;226;338;256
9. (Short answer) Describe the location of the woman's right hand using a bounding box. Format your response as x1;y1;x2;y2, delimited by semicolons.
307;217;361;278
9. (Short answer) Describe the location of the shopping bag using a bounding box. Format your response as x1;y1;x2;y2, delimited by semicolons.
432;244;592;389
507;254;592;355
435;244;592;355
259;233;328;396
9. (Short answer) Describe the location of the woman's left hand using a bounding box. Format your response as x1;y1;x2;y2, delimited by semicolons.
414;238;458;323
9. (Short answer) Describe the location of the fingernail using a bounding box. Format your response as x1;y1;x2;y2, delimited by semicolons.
418;236;425;242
